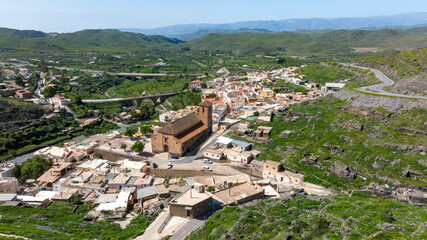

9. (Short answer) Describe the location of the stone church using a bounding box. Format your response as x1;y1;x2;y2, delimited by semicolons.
151;101;213;156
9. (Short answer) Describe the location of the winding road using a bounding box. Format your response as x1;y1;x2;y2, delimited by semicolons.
340;63;427;100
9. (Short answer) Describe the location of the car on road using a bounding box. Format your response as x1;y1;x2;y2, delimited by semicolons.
171;155;179;159
202;159;212;164
202;166;212;171
167;163;173;169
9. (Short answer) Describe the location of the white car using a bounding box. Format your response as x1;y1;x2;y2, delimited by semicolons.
202;159;212;164
167;163;173;169
202;166;212;171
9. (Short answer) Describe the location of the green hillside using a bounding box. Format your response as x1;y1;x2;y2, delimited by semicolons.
187;195;427;240
354;48;427;93
230;95;426;190
0;29;182;53
186;29;427;55
0;27;48;39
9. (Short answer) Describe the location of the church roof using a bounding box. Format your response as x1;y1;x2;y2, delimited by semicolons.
158;113;202;136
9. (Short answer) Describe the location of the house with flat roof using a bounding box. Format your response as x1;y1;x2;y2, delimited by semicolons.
253;126;272;141
169;184;212;219
0;177;19;193
203;148;223;160
231;139;252;152
212;182;264;206
118;159;147;175
262;160;304;185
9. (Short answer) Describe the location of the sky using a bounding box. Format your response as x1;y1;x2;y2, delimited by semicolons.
0;0;426;32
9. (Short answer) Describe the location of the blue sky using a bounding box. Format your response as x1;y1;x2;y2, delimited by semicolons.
1;0;426;32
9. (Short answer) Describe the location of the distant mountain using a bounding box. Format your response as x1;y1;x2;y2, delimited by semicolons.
185;28;427;55
0;29;182;52
120;12;427;37
170;28;272;41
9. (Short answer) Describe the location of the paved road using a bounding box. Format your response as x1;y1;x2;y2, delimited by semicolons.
170;219;204;240
340;63;427;100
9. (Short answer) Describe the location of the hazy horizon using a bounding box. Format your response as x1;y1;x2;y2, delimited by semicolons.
0;0;426;32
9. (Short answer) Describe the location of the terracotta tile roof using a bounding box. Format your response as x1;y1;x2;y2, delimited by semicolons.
177;123;208;143
158;113;202;136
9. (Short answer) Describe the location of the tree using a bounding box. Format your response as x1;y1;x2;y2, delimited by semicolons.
276;57;286;64
12;164;23;184
131;141;145;154
120;143;127;152
15;74;25;87
140;125;153;135
17;156;52;184
124;128;137;137
253;111;260;116
201;82;208;88
42;86;56;98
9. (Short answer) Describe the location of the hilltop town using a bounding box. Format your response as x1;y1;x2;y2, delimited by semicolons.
0;11;426;238
0;63;342;237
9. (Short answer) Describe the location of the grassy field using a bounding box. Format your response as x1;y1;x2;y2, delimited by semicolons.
0;202;157;240
187;195;427;240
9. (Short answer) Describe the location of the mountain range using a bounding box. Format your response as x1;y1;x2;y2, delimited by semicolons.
0;25;426;55
119;12;427;40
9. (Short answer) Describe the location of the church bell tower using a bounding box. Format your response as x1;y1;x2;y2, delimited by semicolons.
198;101;213;132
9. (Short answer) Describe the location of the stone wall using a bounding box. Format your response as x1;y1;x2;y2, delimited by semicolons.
93;148;147;162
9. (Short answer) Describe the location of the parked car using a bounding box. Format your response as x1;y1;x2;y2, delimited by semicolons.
202;166;212;171
171;155;179;159
152;163;158;168
202;159;212;164
167;163;173;169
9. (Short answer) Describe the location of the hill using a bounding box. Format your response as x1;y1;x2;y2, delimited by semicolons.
186;28;427;55
120;12;427;36
0;29;182;53
0;98;44;132
170;28;272;41
231;95;426;190
354;48;427;94
187;195;427;240
0;27;48;39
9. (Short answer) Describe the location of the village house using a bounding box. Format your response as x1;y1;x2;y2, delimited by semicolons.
322;82;346;92
169;184;212;219
262;160;304;185
15;89;33;98
37;162;74;190
151;101;213;156
203;148;224;160
212;182;264;206
253;126;272;141
0;177;19;193
189;80;204;89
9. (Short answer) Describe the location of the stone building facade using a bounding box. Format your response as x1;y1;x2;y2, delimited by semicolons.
151;101;213;156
